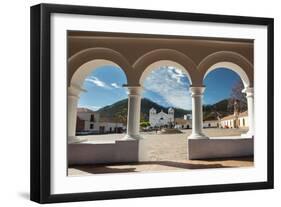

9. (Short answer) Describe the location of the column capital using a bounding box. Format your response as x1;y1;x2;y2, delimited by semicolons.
68;84;86;98
189;86;206;96
242;87;254;97
126;86;143;96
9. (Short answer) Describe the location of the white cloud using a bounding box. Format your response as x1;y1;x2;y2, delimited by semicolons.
85;76;111;89
143;67;192;110
111;83;121;88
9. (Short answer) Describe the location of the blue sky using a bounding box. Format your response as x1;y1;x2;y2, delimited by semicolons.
78;65;128;111
78;65;241;111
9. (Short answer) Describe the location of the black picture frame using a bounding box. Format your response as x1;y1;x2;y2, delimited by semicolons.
30;3;274;204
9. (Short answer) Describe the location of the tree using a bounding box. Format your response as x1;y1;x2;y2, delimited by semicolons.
114;108;128;124
228;79;247;113
140;121;150;128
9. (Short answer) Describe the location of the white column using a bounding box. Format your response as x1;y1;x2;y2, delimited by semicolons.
68;85;86;143
123;86;142;140
188;86;208;139
242;87;254;138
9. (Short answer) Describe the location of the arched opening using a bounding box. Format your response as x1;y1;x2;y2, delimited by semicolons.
134;49;198;86
139;60;193;86
198;51;253;87
203;67;250;136
203;62;251;88
68;47;133;87
68;60;129;142
139;62;192;161
70;59;128;90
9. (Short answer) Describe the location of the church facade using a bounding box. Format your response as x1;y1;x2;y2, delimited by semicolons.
149;108;174;127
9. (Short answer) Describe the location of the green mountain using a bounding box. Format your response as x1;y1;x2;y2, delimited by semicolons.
97;98;235;123
97;98;191;123
203;99;233;120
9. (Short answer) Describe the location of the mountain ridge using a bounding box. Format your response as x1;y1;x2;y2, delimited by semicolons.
95;97;235;123
97;98;191;123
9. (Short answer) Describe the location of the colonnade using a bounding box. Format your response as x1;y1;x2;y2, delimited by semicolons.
67;83;254;143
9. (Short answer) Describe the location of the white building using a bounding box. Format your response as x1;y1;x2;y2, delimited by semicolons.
203;120;220;128
174;118;192;129
220;111;249;128
149;108;174;127
76;108;124;134
184;114;192;120
221;111;249;128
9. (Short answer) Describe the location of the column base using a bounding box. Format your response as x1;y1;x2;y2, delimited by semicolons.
188;133;209;139
68;136;86;144
122;134;143;140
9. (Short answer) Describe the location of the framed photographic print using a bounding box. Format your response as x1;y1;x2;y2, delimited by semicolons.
30;3;274;203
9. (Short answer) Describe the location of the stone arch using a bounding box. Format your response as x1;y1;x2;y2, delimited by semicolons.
198;51;253;87
133;49;198;85
68;47;133;88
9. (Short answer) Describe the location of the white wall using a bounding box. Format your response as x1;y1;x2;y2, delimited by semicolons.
221;117;249;128
77;111;100;122
85;122;124;132
203;121;219;128
239;116;249;128
77;111;123;132
0;0;280;207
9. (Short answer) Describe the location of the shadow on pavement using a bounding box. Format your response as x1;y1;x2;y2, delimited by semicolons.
68;159;237;175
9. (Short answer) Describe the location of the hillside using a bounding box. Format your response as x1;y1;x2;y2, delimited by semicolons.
97;98;191;123
203;99;233;120
97;98;236;123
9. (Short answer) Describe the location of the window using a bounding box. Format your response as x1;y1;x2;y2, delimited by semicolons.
90;114;95;122
90;124;94;129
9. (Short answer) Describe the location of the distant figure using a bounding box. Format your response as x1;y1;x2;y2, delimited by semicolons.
234;100;240;114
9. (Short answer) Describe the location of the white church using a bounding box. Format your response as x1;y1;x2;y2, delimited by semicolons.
149;108;175;127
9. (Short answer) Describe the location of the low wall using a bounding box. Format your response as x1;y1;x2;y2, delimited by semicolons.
68;139;139;165
69;137;254;164
187;137;253;160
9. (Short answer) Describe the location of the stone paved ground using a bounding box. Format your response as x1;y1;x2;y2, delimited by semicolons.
68;128;253;176
68;157;253;176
